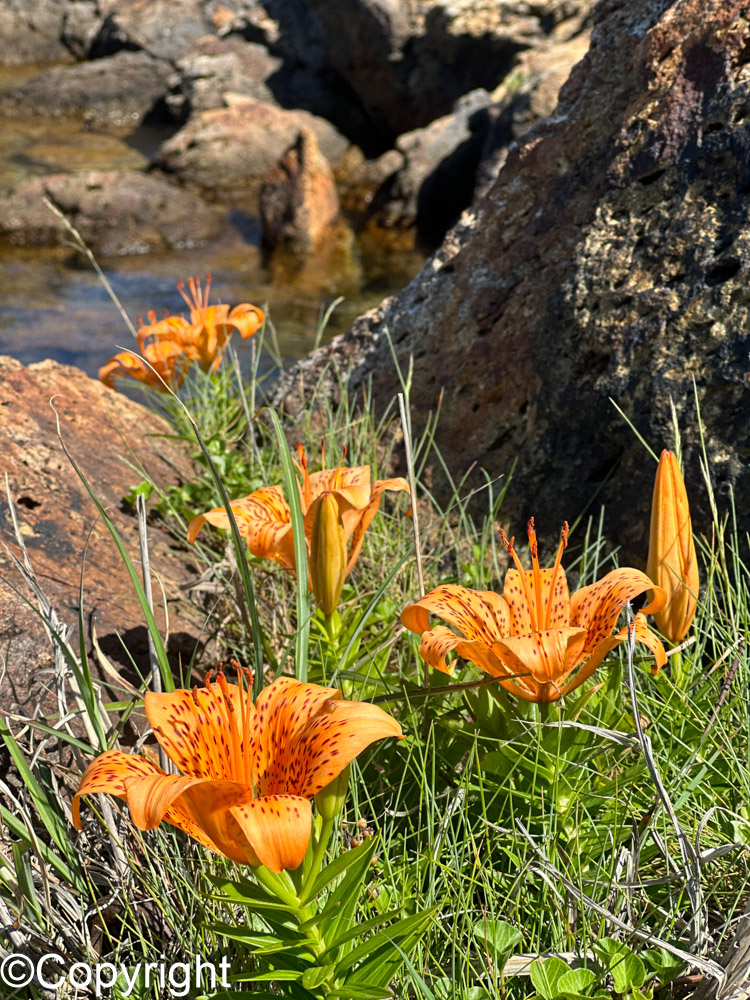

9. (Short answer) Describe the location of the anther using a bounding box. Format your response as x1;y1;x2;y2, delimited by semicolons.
191;686;200;706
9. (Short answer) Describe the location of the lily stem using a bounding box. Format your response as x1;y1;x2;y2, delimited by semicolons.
252;865;299;909
670;648;684;689
300;815;335;904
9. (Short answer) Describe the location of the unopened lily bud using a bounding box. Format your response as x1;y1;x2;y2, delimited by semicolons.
310;492;347;615
315;764;350;820
646;450;699;643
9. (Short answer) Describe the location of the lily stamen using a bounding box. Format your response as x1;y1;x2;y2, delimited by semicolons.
501;530;538;631
544;521;569;629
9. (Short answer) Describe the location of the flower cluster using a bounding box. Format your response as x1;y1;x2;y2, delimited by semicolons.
74;404;699;871
100;276;264;391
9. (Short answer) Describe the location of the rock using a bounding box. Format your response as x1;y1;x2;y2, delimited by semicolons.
256;0;593;142
0;356;207;711
3;51;172;130
338;147;404;225
0;0;70;65
61;0;105;59
0;171;223;256
153;96;350;208
274;0;750;559
475;29;592;197
260;126;341;255
91;0;211;62
374;88;494;243
165;35;282;120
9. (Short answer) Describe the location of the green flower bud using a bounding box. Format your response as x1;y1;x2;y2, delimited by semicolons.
315;764;350;820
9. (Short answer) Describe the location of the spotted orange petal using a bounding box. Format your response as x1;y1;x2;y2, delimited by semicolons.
415;623;508;677
230;795;312;872
561;612;667;697
491;626;588;690
254;677;341;795
570;568;667;658
145;685;257;782
72;749;218;853
502;567;571;634
187;485;295;571
288;699;403;798
227;303;264;340
309;465;372;510
344;477;410;575
401;584;510;649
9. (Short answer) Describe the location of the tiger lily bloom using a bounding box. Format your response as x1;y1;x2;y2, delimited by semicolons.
99;276;264;391
73;672;402;873
187;447;409;608
401;519;668;703
646;450;699;643
98;329;188;391
173;275;264;372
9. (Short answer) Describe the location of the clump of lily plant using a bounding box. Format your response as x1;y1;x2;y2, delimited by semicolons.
99;275;264;391
187;445;409;618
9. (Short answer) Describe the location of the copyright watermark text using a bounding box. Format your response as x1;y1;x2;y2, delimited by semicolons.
0;952;230;996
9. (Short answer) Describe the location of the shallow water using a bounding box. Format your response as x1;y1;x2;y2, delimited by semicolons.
0;65;423;380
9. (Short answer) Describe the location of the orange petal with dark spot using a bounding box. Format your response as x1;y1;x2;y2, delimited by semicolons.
230;795;312;872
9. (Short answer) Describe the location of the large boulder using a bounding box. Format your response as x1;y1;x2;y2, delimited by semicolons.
0;170;223;255
153;95;350;207
3;50;172;130
0;357;207;711
274;0;750;559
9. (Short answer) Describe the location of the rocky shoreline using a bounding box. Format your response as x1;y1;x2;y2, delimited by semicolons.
0;0;593;256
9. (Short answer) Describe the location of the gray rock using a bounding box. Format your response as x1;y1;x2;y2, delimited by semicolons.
0;170;223;255
165;35;282;120
0;0;70;65
61;0;104;59
92;0;210;62
375;88;494;241
273;0;750;559
3;50;172;130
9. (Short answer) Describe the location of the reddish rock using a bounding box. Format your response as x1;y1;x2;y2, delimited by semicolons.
0;357;208;713
153;96;350;207
274;0;750;559
260;126;341;255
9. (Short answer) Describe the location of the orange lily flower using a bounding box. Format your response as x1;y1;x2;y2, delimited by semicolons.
99;276;264;391
98;329;188;391
646;450;699;644
73;672;402;873
401;519;668;703
187;447;409;605
174;275;264;372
